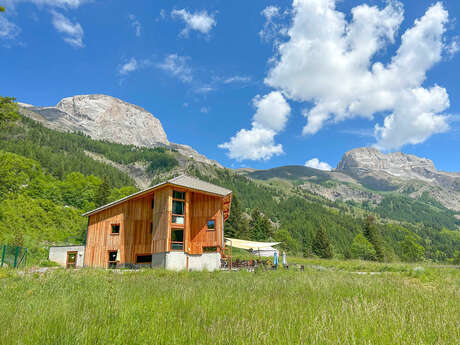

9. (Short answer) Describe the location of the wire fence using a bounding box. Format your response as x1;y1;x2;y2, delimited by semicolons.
0;244;28;268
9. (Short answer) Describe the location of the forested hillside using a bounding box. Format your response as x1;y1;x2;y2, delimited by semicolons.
0;96;459;264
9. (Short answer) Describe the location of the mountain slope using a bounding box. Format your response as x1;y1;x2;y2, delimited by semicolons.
18;94;222;167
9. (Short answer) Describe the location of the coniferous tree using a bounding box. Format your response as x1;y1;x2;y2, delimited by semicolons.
312;226;333;258
94;176;110;207
250;208;274;241
363;215;385;261
224;194;249;239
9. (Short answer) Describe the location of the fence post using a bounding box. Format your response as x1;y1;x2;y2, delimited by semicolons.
14;246;20;268
1;245;5;268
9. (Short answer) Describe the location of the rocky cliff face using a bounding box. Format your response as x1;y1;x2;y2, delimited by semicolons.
19;94;221;167
336;147;460;190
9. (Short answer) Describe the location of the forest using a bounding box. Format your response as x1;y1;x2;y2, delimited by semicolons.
0;96;459;264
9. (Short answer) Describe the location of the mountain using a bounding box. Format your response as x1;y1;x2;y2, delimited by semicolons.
18;94;221;168
240;148;460;214
1;95;459;264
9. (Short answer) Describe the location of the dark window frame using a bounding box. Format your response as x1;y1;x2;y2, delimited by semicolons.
207;219;216;231
170;228;184;251
111;223;120;235
108;250;118;269
136;254;152;264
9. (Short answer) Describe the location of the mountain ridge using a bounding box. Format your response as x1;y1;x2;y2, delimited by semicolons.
18;94;222;168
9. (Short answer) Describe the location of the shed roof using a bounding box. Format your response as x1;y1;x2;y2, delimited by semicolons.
82;174;232;217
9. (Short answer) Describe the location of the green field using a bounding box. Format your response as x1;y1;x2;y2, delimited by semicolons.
1;259;458;345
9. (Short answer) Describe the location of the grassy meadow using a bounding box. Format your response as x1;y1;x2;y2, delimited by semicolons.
1;260;459;345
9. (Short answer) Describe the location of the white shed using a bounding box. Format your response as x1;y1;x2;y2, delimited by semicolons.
49;245;85;268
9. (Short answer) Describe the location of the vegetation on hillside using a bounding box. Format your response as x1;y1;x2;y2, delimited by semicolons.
1;96;459;264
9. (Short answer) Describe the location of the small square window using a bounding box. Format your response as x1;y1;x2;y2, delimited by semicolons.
207;220;216;230
173;190;185;200
111;224;120;234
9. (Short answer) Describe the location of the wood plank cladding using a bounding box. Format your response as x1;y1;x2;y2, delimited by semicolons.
84;183;231;267
189;192;222;255
152;187;170;254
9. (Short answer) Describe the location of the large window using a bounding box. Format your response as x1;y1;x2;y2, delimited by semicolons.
171;229;184;250
172;190;185;225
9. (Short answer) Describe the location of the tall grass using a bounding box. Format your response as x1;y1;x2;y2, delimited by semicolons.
1;263;458;345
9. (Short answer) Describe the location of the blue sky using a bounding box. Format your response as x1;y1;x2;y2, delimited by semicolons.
1;0;460;172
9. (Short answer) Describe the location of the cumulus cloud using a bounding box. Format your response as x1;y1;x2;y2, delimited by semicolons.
219;91;290;161
118;57;138;75
51;10;84;47
305;158;332;171
156;54;193;83
264;0;452;150
171;9;216;37
128;14;141;37
0;16;21;41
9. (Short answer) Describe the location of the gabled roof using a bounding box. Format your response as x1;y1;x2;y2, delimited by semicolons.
82;174;232;217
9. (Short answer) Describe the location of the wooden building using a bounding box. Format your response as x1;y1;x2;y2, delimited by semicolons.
82;175;232;271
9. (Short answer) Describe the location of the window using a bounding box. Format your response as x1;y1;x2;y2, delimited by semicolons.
207;219;216;230
150;222;153;234
151;198;155;209
136;254;152;264
203;246;217;253
172;215;184;225
173;190;185;200
108;251;118;268
111;224;120;234
172;200;184;215
171;229;184;250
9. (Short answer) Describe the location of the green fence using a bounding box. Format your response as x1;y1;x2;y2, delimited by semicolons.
0;244;28;268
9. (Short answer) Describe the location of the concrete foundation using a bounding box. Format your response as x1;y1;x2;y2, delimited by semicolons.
150;252;221;271
49;245;85;268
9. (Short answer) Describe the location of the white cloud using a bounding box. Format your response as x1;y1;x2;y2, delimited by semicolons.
447;37;459;58
118;57;138;75
16;0;88;8
252;91;291;132
219;127;282;161
219;91;290;161
223;75;251;84
305;158;332;171
171;9;216;37
265;0;451;150
128;14;141;37
51;10;84;47
157;54;193;83
0;16;21;40
200;107;209;114
259;5;284;42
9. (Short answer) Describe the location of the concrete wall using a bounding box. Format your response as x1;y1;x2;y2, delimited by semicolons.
188;253;221;271
151;252;166;269
49;246;85;268
158;252;221;271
